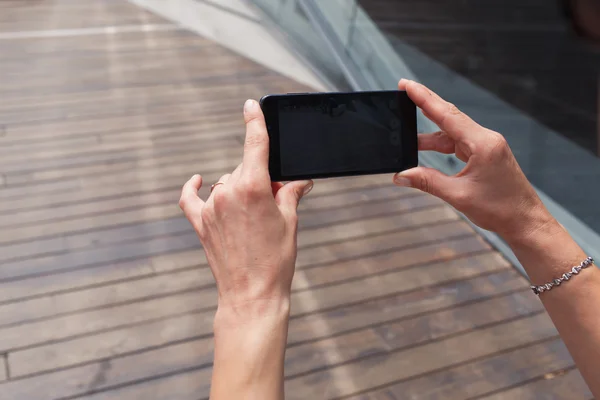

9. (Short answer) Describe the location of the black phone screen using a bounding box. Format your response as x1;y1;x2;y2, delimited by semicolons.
262;91;417;180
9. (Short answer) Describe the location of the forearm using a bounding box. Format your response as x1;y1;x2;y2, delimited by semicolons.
210;299;290;400
503;210;600;396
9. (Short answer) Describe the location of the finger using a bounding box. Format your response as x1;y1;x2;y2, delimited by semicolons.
271;182;285;197
241;99;270;181
179;174;206;215
275;180;313;219
210;173;231;194
230;163;243;182
219;173;232;184
403;80;483;143
418;131;455;154
393;167;462;205
398;78;410;90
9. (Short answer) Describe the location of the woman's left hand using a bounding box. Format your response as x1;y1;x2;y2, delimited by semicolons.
179;99;313;320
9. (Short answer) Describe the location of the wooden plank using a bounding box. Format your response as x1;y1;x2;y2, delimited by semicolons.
0;75;283;117
0;217;469;306
0;76;301;126
0;30;205;58
295;216;466;268
0;58;264;96
0;181;414;255
0;91;252;143
0;221;473;327
0;178;399;265
0;78;276;122
69;369;212;400
290;241;499;320
0;146;238;213
0;290;215;354
284;313;559;399
345;338;575;399
0;248;207;305
0;267;525;399
0;45;242;76
0;234;488;351
0;7;164;32
0;172;390;221
0;181;409;263
6;257;515;377
0;118;243;169
0;178;412;235
287;266;522;345
2;144;239;187
0;206;459;280
6;309;217;378
0;103;245;148
0;267;215;328
297;206;459;248
0;288;541;400
0;66;272;104
478;368;592;400
0;139;238;188
0;48;248;81
0;147;242;203
283;291;544;377
1;339;214;400
0;216;193;265
0;155;391;214
295;235;488;289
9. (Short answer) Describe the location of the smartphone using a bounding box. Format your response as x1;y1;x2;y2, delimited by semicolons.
260;90;418;181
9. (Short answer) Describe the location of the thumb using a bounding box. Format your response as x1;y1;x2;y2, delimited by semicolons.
394;167;456;203
275;180;314;218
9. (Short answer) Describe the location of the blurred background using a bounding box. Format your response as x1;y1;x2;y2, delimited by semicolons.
0;0;597;398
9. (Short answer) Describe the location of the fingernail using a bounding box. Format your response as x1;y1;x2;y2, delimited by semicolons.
244;99;257;113
303;182;314;196
394;175;411;187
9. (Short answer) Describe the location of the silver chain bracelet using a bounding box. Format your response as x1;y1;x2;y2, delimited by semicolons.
531;256;594;296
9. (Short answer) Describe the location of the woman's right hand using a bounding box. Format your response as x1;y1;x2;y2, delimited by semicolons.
394;79;557;243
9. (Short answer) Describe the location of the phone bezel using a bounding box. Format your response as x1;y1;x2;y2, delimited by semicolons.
260;91;418;181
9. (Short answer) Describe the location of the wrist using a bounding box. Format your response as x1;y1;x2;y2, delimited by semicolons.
214;296;291;331
501;208;590;286
500;205;559;248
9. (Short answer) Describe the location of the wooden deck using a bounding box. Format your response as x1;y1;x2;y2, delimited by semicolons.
0;0;592;399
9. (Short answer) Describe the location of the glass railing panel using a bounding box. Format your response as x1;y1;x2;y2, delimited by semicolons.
251;0;350;90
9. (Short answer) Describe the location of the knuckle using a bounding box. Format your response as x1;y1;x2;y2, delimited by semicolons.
440;102;466;129
212;189;227;205
451;189;471;210
178;195;186;211
487;132;510;161
418;174;432;195
212;189;232;213
237;180;265;201
447;102;462;116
